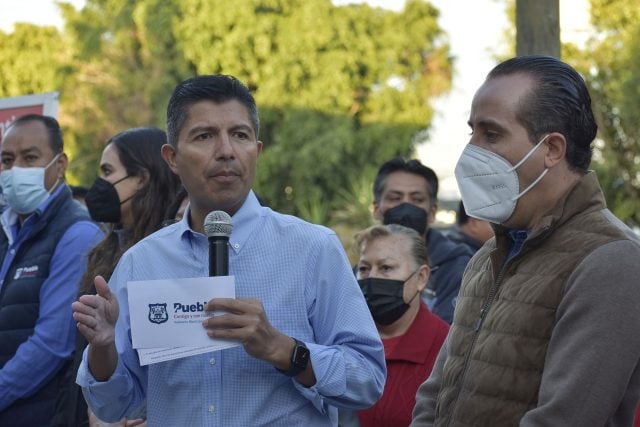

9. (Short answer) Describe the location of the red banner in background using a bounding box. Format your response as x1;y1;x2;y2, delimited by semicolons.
0;92;59;140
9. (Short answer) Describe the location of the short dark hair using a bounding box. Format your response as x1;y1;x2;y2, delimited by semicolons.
487;55;597;171
166;74;260;147
373;156;439;205
7;114;63;153
457;200;469;226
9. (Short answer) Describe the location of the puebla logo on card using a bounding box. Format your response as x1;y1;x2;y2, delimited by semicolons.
129;277;236;352
148;303;169;324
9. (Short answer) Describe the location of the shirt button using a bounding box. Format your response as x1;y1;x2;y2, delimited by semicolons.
9;249;15;255
208;404;215;413
233;243;240;249
209;357;216;365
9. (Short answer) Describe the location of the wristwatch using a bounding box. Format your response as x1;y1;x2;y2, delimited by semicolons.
276;337;310;377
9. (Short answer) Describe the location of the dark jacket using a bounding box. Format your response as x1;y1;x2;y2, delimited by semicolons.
423;228;473;324
446;227;484;254
0;186;90;426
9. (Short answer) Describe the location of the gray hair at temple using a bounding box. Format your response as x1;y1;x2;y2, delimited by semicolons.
355;223;428;268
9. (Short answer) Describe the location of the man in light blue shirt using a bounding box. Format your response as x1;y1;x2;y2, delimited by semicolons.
74;75;386;425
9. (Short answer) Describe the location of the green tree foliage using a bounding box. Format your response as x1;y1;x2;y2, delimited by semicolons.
567;0;640;226
56;0;193;182
0;0;452;234
0;24;65;97
175;0;452;226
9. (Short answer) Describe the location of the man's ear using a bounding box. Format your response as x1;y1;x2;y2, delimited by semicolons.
544;133;566;168
161;144;179;175
56;152;68;178
427;203;438;225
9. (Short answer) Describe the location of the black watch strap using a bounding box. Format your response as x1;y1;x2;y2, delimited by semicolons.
276;337;310;377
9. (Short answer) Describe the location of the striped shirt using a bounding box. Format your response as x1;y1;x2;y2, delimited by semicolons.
78;191;385;426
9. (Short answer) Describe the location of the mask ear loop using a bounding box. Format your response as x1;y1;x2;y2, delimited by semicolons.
508;134;550;201
512;169;549;201
119;193;136;206
404;266;426;304
110;175;135;205
46;153;63;195
45;153;61;169
402;268;419;283
111;175;132;186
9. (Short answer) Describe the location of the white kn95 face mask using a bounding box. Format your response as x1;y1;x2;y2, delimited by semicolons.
454;135;549;224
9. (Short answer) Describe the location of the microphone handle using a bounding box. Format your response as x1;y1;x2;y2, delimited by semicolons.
209;237;229;276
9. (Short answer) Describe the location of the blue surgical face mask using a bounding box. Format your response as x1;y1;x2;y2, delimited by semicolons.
0;154;60;215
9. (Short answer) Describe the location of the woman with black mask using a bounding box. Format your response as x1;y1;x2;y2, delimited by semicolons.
55;127;182;427
345;224;449;427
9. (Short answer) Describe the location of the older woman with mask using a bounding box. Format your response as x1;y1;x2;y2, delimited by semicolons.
353;224;449;427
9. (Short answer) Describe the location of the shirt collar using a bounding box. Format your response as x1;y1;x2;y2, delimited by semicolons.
506;229;529;262
176;191;263;254
507;229;529;246
228;191;263;254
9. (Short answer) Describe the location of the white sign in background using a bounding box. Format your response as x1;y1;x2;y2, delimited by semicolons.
128;276;240;365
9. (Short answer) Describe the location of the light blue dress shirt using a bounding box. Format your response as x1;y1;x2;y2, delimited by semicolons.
78;191;385;426
0;184;103;410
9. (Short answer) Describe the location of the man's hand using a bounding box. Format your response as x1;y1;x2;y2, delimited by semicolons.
202;298;316;386
72;275;119;347
202;298;290;364
72;275;119;381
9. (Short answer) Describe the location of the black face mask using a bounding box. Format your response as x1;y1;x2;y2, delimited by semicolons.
85;176;130;224
358;271;419;326
383;202;428;235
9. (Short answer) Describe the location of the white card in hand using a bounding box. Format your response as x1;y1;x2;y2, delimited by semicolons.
127;276;238;349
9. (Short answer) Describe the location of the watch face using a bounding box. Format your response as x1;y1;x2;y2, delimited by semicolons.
276;338;310;376
293;344;310;368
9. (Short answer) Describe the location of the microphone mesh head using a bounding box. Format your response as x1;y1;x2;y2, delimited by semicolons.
204;210;233;237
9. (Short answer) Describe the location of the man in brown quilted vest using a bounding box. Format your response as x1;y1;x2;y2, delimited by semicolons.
411;55;640;427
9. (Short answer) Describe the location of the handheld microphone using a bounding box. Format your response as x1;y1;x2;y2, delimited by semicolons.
204;211;233;276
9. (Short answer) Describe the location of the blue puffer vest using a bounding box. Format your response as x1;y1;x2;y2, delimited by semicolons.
0;185;91;425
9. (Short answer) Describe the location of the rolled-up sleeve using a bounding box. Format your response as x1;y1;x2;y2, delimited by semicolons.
297;233;386;410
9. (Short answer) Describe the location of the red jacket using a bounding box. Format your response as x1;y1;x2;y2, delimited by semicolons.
358;303;449;427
